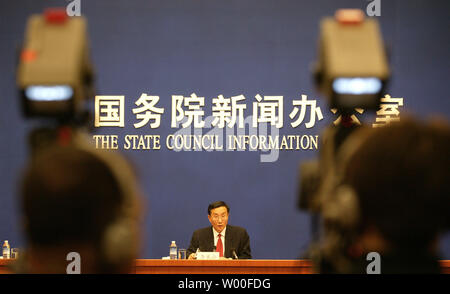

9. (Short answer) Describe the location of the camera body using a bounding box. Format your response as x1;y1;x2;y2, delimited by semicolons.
313;11;389;112
299;10;390;272
17;10;94;120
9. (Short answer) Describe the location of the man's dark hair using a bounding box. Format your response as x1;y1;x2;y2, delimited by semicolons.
343;118;450;249
208;201;230;215
20;146;125;247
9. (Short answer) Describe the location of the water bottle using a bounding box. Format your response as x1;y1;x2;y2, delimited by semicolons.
2;241;10;259
169;241;177;260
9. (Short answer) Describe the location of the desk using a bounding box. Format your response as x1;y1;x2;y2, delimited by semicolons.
134;259;313;274
1;259;449;274
0;260;11;274
0;259;311;274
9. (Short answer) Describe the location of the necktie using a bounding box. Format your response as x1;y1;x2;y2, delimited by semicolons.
216;234;223;257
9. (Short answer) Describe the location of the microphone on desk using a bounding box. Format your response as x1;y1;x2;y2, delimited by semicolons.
231;248;238;260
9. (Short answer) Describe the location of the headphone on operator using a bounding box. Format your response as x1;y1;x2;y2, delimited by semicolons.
71;132;142;272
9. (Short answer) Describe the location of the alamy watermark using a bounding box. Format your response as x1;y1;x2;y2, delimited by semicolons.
66;252;81;274
366;252;381;274
366;0;381;17
66;0;81;17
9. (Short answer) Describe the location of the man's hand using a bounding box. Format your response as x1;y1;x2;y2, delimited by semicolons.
188;253;196;260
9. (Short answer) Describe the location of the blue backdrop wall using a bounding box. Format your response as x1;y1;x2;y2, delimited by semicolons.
1;0;449;259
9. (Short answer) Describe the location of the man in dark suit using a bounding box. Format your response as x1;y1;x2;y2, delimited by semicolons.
187;201;252;259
